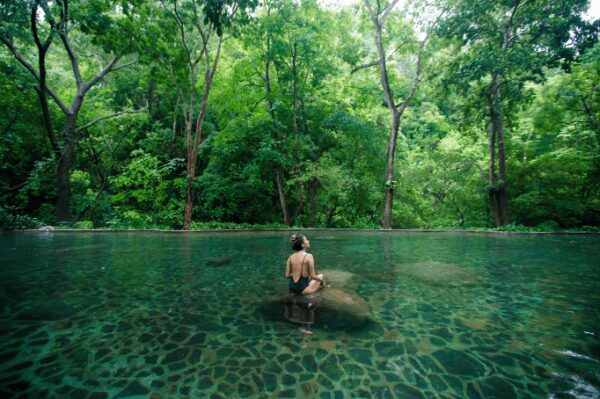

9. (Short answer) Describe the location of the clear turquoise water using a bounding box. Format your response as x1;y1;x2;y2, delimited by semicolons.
0;231;598;398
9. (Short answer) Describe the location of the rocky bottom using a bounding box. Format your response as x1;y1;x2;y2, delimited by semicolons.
0;233;598;398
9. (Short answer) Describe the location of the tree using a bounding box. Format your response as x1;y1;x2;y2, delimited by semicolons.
137;0;256;229
438;0;597;226
0;0;138;221
359;0;428;228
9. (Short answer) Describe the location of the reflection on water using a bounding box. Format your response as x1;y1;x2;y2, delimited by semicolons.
0;231;599;398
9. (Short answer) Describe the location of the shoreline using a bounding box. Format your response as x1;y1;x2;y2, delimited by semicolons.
8;228;600;235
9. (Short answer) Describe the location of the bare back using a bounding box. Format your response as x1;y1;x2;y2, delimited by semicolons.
287;252;309;283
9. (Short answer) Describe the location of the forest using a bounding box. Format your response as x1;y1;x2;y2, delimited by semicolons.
0;0;598;231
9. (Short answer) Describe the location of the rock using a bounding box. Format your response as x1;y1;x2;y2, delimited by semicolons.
206;256;232;266
259;288;372;330
39;226;55;231
396;261;480;287
319;269;358;288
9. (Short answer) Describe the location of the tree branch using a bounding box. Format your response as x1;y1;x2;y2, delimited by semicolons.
396;38;427;113
381;0;401;25
363;0;378;26
0;36;69;114
82;55;121;93
75;108;147;132
351;60;380;74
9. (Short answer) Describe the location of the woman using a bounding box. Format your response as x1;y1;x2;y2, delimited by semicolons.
285;235;326;295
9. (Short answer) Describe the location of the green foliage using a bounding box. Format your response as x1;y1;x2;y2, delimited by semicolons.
0;207;41;230
0;0;598;230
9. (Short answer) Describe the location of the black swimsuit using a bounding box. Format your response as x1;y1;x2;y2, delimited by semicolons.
289;253;309;294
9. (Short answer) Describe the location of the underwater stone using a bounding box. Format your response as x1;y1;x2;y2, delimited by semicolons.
443;374;464;395
162;348;189;364
167;361;187;372
225;373;239;384
264;362;282;374
420;355;444;373
302;355;317;371
479;376;517;398
349;348;372;366
319;355;343;381
263;372;278;392
197;377;213;390
404;340;418;354
374;341;404;357
251;372;264;391
393;383;425;399
237;383;254;396
187;333;206;345
279;389;297;398
115;382;149;398
384;372;402;382
466;382;483;399
282;374;297;385
302;381;319;396
284;360;303;373
430;374;448;391
432;349;486;377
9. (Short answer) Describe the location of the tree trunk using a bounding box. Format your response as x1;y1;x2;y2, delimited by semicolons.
487;119;502;227
290;44;304;223
56;113;77;221
487;73;510;226
275;165;290;225
363;2;425;229
382;111;400;228
309;176;318;226
182;37;222;230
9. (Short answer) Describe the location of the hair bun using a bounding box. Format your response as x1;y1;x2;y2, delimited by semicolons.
290;235;297;243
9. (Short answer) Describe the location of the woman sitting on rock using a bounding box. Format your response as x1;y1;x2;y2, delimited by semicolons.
285;235;326;295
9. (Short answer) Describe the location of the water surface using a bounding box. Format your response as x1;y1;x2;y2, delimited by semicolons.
0;231;599;398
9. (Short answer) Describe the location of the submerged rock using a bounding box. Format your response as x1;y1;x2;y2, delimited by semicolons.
320;269;358;289
396;261;480;287
259;287;372;331
206;256;232;266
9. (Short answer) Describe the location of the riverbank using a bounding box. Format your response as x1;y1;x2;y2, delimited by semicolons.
11;226;600;235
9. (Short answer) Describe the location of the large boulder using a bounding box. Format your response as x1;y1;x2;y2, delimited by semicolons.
259;287;372;331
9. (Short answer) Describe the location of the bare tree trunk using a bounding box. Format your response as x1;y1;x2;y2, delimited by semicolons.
382;111;400;228
487;118;502;227
183;37;223;230
363;0;425;229
309;176;318;226
290;43;305;222
275;166;290;225
487;73;510;226
56;113;77;221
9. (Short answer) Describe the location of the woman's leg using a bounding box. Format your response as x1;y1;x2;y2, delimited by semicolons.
303;278;322;295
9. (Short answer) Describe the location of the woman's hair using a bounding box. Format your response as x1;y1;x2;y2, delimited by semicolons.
290;234;306;251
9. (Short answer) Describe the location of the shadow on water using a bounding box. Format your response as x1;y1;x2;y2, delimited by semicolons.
257;292;383;335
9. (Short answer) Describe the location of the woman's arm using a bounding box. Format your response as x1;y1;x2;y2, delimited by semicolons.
307;255;323;281
285;256;291;278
